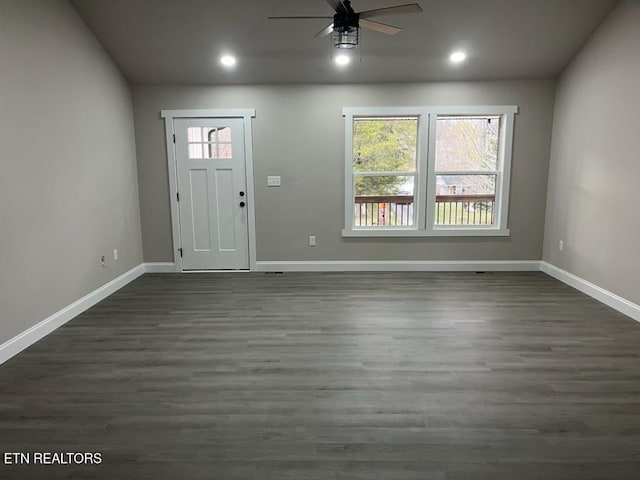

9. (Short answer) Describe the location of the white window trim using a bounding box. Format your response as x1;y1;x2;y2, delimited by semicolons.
342;105;517;238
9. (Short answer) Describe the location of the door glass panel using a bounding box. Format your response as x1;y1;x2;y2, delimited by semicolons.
218;143;232;158
207;144;218;159
187;127;202;142
204;127;218;142
188;143;204;159
218;127;231;142
187;126;233;159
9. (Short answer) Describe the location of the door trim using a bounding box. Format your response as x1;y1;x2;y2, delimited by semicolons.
161;109;257;272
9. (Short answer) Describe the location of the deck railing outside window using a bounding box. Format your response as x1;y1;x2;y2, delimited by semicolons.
354;195;495;226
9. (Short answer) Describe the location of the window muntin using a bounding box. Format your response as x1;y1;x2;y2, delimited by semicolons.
343;106;516;236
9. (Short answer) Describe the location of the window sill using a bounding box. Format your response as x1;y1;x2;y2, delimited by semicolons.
341;228;510;238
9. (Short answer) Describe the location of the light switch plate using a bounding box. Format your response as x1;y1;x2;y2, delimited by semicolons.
267;176;281;187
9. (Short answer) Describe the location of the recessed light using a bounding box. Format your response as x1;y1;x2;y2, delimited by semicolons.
334;54;350;66
450;51;467;64
220;55;237;67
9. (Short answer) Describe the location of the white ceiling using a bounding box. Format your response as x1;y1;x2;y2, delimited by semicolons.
71;0;618;85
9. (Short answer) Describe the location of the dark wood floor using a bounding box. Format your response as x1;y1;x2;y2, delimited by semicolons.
1;272;639;479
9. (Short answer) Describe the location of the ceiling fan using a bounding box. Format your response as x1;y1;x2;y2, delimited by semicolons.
268;0;423;49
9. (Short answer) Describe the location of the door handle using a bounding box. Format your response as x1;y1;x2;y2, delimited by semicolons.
239;191;245;197
239;201;246;208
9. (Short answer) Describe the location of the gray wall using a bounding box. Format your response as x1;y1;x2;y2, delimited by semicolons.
543;0;640;305
0;0;143;344
134;80;555;263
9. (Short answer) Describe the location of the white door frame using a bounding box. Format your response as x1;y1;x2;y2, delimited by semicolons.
161;109;257;272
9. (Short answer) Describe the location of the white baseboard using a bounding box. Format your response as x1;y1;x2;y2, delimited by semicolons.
0;264;145;366
254;260;541;272
143;262;178;273
540;261;640;323
143;260;542;274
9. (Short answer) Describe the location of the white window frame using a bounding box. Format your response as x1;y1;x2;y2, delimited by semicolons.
342;106;518;237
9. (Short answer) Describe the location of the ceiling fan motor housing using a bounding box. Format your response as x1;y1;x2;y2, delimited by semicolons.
333;1;360;49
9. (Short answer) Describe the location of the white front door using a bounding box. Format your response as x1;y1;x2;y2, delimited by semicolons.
175;117;249;270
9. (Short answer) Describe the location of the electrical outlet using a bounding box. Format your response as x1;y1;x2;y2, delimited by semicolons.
113;249;118;261
559;240;564;252
309;235;316;247
101;255;106;268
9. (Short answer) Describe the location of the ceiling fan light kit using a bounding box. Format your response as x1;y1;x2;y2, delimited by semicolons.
269;0;422;53
333;25;359;49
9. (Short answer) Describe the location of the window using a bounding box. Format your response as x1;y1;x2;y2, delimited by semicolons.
353;117;417;227
343;106;517;237
187;126;233;159
434;116;499;226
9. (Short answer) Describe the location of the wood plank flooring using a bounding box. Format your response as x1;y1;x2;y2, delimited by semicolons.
1;272;639;479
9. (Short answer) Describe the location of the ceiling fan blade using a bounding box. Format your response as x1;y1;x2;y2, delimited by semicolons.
359;18;401;35
359;3;423;19
268;16;333;19
314;23;334;38
326;0;348;14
